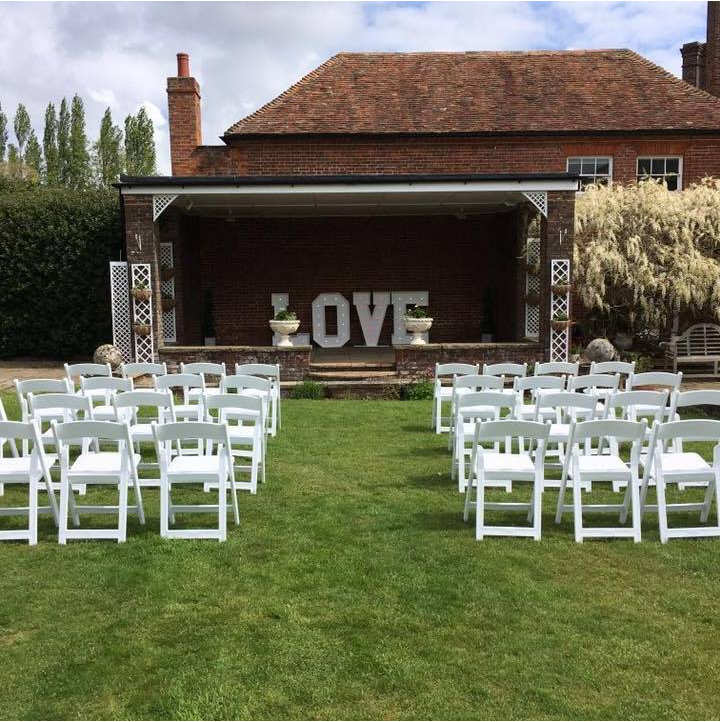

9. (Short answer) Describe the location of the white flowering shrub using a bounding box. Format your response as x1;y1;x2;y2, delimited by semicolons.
574;178;720;337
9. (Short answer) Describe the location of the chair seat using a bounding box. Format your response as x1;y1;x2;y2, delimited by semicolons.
548;423;571;440
0;455;57;479
576;455;628;475
70;451;141;474
168;455;224;475
478;452;535;475
129;423;155;442
227;426;258;441
658;452;711;474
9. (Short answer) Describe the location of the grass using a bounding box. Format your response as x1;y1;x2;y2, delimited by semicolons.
1;392;720;719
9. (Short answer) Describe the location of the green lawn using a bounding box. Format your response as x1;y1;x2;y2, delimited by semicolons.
1;393;720;720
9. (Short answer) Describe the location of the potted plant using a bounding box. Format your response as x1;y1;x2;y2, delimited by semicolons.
552;283;571;297
525;290;540;306
160;265;175;282
403;306;433;345
131;282;151;302
525;259;541;276
203;290;216;346
133;321;151;337
551;311;572;331
161;294;175;312
269;309;300;348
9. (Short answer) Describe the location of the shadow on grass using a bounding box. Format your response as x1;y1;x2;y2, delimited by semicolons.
414;509;466;531
406;472;454;488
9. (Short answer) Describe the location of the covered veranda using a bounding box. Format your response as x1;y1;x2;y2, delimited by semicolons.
114;174;578;378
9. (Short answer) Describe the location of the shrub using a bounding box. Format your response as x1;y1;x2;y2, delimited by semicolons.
401;379;434;400
404;306;430;319
290;380;326;399
0;184;121;358
274;309;298;321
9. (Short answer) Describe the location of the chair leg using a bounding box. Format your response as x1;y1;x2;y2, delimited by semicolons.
160;478;169;537
463;469;473;523
218;475;227;542
58;475;69;544
29;479;38;545
630;475;641;542
555;472;569;524
118;473;128;543
573;478;583;543
475;472;485;541
700;476;715;523
656;475;669;544
533;474;542;540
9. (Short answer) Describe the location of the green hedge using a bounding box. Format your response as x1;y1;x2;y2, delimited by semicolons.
0;181;122;358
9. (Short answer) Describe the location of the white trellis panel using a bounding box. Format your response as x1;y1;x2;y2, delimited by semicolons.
550;259;571;362
110;261;133;362
522;191;548;218
159;242;176;343
524;238;540;339
131;263;155;363
153;194;177;222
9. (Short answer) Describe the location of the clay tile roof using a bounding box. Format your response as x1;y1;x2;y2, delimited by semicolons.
224;50;720;136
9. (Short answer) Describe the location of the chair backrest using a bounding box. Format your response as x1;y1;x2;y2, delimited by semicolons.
0;420;49;473
476;419;550;443
456;391;515;417
482;362;527;378
590;360;636;376
453;374;504;392
112;390;175;423
180;362;226;378
535;391;597;422
435;363;479;380
65;362;112;381
235;363;280;381
571;418;646;444
568;374;620;393
627;371;682;391
655;418;720;443
15;378;71;397
515;375;567;395
221;374;272;394
534;361;579;377
204;393;264;423
607;391;668;422
671;389;720;411
52;419;132;444
80;376;133;393
674;324;720;356
28;392;92;419
152;420;230;445
153;373;204;391
121;362;167;378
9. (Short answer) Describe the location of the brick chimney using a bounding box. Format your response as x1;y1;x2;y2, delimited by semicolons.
681;41;705;87
167;52;201;175
706;0;720;96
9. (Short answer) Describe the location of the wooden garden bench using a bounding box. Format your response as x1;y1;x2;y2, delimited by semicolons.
661;323;720;376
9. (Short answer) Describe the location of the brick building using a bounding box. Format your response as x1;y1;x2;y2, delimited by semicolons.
116;2;720;378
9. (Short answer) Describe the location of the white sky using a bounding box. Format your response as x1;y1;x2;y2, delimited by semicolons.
0;1;708;174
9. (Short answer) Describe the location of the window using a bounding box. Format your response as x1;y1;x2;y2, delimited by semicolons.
567;156;612;189
636;156;682;191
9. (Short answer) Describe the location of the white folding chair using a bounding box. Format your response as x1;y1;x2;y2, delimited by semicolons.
152;421;239;541
205;394;265;494
113;390;176;487
556;419;646;543
627;371;682;421
641;419;720;543
432;363;479;434
153;373;206;421
514;375;566;421
15;378;72;423
0;397;19;496
534;361;579;377
463;420;548;541
65;362;112;399
181;362;226;405
52;420;144;543
80;376;134;421
0;420;58;544
235;363;282;436
449;374;505;448
221;375;272;437
590;360;636;389
533;391;597;489
568;373;620;417
120;362;168;380
452;390;516;492
482;362;528;380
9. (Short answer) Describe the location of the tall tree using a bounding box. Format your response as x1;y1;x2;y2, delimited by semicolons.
43;102;59;185
124;106;156;175
68;94;90;188
0;102;8;163
93;107;123;187
5;144;21;178
57;97;71;185
13;103;31;158
24;130;43;179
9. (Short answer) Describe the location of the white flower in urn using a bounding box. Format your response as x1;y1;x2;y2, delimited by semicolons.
269;309;300;348
403;306;433;345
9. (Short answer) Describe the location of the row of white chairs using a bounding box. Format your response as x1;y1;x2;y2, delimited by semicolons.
431;360;672;434
461;417;720;544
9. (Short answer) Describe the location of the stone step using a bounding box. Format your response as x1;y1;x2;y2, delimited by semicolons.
309;361;396;370
308;369;398;380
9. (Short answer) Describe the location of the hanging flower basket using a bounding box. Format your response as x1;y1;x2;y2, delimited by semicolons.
161;295;176;312
131;287;151;302
160;266;175;282
525;261;541;276
525;291;540;305
551;319;573;332
133;323;151;337
552;284;572;297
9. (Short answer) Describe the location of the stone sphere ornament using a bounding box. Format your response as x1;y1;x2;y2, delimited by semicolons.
585;338;615;363
93;344;122;369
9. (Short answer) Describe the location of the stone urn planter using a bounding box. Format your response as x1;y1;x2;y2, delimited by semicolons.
403;316;433;345
269;318;300;348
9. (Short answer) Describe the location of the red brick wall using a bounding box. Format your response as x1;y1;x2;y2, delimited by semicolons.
178;134;720;186
176;213;522;346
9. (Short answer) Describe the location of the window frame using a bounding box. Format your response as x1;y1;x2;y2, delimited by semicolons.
636;155;683;191
566;156;613;190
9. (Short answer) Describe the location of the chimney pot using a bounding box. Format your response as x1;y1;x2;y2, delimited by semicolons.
177;53;190;78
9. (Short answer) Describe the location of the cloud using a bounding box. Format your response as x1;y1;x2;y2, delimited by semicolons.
0;1;708;174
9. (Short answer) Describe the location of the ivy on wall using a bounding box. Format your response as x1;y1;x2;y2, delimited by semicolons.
0;179;122;358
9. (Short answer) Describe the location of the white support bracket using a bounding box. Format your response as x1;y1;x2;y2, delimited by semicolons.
522;191;547;218
153;194;178;222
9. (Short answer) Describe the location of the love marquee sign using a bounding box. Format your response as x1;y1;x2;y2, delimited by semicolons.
271;291;429;347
